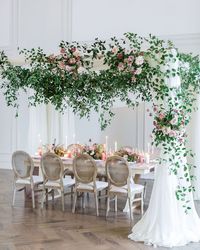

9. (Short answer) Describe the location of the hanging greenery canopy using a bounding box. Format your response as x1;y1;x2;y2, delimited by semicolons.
0;33;200;210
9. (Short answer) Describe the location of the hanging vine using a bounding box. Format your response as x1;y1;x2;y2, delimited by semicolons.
0;33;200;211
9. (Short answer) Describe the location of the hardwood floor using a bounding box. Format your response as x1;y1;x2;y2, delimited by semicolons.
0;169;200;250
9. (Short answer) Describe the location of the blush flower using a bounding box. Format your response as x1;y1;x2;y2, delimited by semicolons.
128;56;134;62
170;116;178;125
73;50;80;58
112;47;119;54
159;113;165;120
118;62;124;71
169;130;177;137
69;58;76;64
66;65;72;72
131;76;136;82
134;68;142;75
58;61;65;70
71;47;76;53
60;48;66;54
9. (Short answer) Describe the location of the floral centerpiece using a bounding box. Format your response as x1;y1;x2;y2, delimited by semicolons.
54;144;66;157
114;149;140;162
82;143;105;160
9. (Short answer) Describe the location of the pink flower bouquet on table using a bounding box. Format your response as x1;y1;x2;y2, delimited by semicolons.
82;143;105;160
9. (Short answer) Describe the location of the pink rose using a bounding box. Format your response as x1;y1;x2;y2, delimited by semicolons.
58;61;65;69
112;47;119;54
118;62;124;71
71;47;76;52
153;106;158;112
117;53;123;60
159;113;165;120
60;48;66;54
73;50;80;58
69;58;76;64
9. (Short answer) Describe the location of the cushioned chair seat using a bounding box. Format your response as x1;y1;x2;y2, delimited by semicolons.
109;183;144;194
16;175;43;185
77;181;108;191
44;176;75;188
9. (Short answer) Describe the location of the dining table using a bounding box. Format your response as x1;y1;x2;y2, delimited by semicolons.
32;155;156;183
32;155;156;212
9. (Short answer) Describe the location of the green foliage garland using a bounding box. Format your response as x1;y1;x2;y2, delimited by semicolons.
0;33;200;211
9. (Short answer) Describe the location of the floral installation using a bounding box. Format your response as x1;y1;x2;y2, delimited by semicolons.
0;33;200;211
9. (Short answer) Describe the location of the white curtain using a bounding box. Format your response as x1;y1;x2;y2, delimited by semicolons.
47;103;75;146
28;103;75;154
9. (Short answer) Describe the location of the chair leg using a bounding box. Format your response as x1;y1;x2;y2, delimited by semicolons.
52;189;54;205
106;196;110;218
72;191;77;213
82;192;85;209
45;189;48;206
114;195;117;212
128;197;133;221
12;184;16;206
94;192;99;216
61;190;65;212
143;181;147;199
31;189;35;209
41;189;46;209
30;183;35;209
141;191;144;215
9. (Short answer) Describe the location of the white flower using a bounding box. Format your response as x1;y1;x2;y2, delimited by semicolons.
73;50;81;58
66;65;72;72
170;48;177;57
135;56;144;66
134;68;142;75
163;127;171;135
170;116;178;125
78;66;87;74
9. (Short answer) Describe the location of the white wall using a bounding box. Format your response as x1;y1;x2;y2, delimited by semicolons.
71;0;200;41
0;0;200;168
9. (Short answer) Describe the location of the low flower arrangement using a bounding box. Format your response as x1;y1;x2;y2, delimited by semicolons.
114;149;140;162
82;143;105;160
38;144;66;157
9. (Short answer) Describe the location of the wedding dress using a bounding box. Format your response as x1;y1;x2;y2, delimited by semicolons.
128;164;200;247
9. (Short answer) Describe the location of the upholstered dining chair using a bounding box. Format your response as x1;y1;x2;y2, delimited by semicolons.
72;154;108;216
40;152;75;211
12;150;43;208
105;156;144;221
